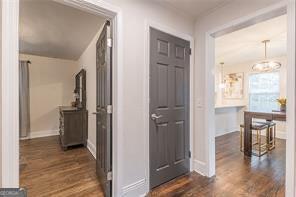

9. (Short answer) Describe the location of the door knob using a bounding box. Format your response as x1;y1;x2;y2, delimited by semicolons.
151;113;163;120
92;112;100;115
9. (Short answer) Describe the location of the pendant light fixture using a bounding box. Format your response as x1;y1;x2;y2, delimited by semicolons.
219;62;226;89
252;40;281;72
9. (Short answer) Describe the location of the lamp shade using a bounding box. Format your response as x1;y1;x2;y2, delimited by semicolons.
252;40;281;72
252;60;281;72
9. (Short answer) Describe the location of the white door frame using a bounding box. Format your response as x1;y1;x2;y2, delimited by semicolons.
144;20;194;190
204;1;295;196
1;0;124;196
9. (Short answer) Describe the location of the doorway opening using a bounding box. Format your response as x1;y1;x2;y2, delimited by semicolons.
205;3;295;196
16;0;119;196
214;14;287;195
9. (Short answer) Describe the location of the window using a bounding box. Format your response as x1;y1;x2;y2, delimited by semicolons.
249;72;280;112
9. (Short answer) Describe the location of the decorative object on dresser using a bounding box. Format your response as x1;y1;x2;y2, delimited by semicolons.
59;69;88;150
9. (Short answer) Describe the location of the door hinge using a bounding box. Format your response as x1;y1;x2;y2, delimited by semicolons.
189;150;191;158
107;105;113;114
107;38;112;47
188;48;192;55
107;171;112;181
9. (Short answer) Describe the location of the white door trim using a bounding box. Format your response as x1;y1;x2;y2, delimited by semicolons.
144;20;194;190
285;0;296;195
1;0;20;187
1;0;124;196
204;1;295;196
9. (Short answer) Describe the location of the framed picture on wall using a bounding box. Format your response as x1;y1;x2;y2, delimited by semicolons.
223;72;244;99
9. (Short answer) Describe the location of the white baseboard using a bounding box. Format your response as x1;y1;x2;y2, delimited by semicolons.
20;130;59;140
215;128;239;137
87;139;96;159
122;178;146;196
193;159;206;176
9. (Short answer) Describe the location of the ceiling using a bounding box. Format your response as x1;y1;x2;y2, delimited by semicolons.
19;0;106;60
154;0;233;18
215;14;287;66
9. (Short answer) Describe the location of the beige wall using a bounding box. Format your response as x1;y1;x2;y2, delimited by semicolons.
78;25;104;150
19;54;79;135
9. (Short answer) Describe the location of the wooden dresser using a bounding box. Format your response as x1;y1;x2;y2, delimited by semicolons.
59;69;88;150
59;106;88;150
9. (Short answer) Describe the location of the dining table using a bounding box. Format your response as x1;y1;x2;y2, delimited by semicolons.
243;110;286;156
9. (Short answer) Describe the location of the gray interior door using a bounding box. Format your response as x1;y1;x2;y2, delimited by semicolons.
96;21;112;197
149;28;190;189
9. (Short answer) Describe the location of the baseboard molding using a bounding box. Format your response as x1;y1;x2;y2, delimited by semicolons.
193;159;206;176
87;139;96;159
122;178;146;196
215;129;239;137
87;140;147;196
20;130;59;140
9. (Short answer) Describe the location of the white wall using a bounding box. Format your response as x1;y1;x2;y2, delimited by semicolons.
78;25;104;155
215;56;287;138
215;106;244;137
19;54;79;137
81;0;195;196
194;0;282;176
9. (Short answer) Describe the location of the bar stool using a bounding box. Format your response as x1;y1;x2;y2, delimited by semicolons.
240;122;269;156
258;121;276;150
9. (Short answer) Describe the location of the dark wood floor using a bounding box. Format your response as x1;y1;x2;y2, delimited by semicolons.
20;132;285;196
150;132;286;197
20;136;104;197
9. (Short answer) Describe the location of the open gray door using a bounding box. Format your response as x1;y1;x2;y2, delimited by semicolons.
95;21;112;197
149;28;190;189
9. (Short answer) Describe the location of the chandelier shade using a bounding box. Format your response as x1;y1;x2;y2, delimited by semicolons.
252;40;281;72
252;60;281;72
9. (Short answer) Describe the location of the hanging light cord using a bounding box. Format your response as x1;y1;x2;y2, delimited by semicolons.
220;62;224;83
262;40;270;60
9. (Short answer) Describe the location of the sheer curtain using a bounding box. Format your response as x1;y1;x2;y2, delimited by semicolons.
19;60;30;138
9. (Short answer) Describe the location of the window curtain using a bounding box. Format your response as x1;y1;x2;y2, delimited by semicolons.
19;60;30;138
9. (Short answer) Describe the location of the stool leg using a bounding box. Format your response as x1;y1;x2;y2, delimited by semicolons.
258;130;261;156
240;127;243;152
274;125;276;147
256;130;259;144
266;127;270;150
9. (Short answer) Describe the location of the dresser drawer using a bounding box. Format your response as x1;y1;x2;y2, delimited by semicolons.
58;107;88;150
